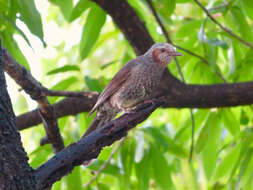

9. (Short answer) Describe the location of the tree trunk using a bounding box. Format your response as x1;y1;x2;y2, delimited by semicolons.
0;46;37;189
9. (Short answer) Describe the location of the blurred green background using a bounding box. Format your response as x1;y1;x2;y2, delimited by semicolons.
1;0;253;189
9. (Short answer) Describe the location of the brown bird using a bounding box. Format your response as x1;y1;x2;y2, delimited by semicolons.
83;43;182;136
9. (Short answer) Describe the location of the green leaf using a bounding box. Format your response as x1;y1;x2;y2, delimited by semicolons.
242;0;253;20
80;5;106;60
175;109;210;143
16;0;45;45
143;127;187;157
219;108;240;136
135;150;150;190
151;146;174;189
66;167;82;189
29;144;52;168
180;160;198;190
235;148;253;187
177;20;202;38
207;38;229;49
230;6;253;42
14;94;28;114
201;113;221;180
195;113;218;153
1;31;30;70
85;76;102;92
49;0;73;21
0;12;32;48
46;65;80;75
100;60;119;70
155;0;175;18
87;160;120;176
134;131;145;163
70;0;93;22
214;143;241;180
51;76;78;90
49;76;78;103
119;139;135;177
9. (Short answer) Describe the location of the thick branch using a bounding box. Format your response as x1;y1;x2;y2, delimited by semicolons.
160;70;253;108
16;70;253;130
3;50;64;153
17;95;98;130
34;102;161;189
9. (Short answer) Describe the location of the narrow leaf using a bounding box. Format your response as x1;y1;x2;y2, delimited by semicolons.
16;0;45;45
80;5;106;60
70;0;93;22
47;65;80;75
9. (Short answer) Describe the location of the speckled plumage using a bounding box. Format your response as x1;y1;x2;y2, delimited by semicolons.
83;43;182;136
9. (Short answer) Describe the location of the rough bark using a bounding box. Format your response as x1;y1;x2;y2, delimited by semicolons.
34;101;161;189
0;45;37;189
17;95;98;130
16;70;253;130
3;50;64;152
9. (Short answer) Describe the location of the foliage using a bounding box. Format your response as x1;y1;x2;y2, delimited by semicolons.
1;0;253;189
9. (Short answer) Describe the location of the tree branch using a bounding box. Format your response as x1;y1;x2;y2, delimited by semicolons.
42;88;98;98
16;69;253;131
145;0;207;62
193;0;253;49
83;138;125;188
145;0;226;82
17;95;98;130
34;101;162;189
3;49;64;153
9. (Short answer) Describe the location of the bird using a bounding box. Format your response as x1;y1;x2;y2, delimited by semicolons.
83;42;182;136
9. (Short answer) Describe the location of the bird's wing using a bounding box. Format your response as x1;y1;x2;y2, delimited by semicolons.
88;59;138;116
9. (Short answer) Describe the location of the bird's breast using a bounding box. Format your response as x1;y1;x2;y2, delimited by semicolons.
111;64;163;110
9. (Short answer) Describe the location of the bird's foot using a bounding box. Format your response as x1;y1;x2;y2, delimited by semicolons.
136;99;156;111
122;99;160;114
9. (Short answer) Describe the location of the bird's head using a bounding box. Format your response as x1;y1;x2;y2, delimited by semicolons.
145;43;183;67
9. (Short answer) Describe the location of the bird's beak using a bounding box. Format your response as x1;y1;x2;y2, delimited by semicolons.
174;52;183;56
168;52;183;56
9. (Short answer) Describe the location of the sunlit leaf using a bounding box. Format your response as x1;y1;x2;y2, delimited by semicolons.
66;167;82;189
16;0;45;45
49;0;73;21
219;108;240;136
135;150;150;190
1;31;30;70
47;65;80;75
151;146;174;189
70;0;93;22
201;113;221;180
87;160;120;176
214;143;241;180
80;4;106;60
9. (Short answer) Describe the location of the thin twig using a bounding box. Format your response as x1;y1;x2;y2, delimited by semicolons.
189;110;195;162
146;0;196;161
145;0;226;82
83;138;125;188
3;49;64;153
194;0;253;49
42;88;98;98
145;0;207;63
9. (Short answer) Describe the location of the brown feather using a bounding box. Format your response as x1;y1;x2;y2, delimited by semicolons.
88;59;137;116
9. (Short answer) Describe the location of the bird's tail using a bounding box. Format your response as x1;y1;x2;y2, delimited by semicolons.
82;111;116;137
